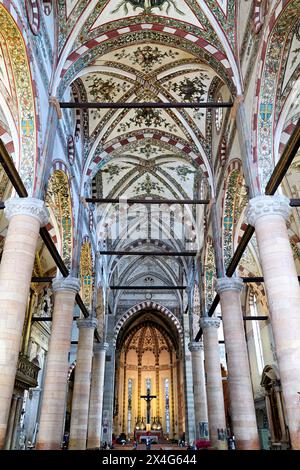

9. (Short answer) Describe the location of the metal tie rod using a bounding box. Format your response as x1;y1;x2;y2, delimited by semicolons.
99;251;198;256
85;198;209;205
59;101;233;109
109;286;187;290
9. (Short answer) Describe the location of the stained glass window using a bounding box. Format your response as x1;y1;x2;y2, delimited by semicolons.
164;378;170;434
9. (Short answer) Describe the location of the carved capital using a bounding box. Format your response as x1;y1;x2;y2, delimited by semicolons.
246;195;291;226
94;342;109;353
189;341;204;353
200;316;220;330
77;317;98;330
52;276;80;294
215;276;244;294
4;197;49;226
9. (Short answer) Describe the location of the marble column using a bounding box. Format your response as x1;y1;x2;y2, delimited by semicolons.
4;396;18;450
200;317;227;449
189;341;208;440
69;317;98;450
216;277;260;449
36;277;80;450
246;195;300;449
182;316;196;444
0;197;48;448
101;341;115;444
87;342;108;449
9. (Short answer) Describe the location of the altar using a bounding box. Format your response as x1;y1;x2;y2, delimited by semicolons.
135;430;163;444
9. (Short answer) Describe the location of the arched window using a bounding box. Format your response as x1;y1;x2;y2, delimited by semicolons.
127;379;133;435
146;377;151;394
164;378;170;434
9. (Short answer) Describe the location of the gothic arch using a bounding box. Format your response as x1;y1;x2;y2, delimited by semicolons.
203;235;216;313
253;0;300;191
113;302;183;345
0;2;38;194
56;27;236;98
222;160;248;269
79;236;94;310
45;168;74;271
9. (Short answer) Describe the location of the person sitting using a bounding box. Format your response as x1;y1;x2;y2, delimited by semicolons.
133;440;138;450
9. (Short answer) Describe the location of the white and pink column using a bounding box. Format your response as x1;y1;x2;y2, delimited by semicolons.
246;195;300;450
216;277;260;449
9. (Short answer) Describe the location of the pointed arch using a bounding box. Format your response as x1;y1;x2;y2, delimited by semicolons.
222;159;248;269
0;3;38;194
79;236;94;310
253;0;300;191
113;301;183;345
45;169;74;270
203;235;216;313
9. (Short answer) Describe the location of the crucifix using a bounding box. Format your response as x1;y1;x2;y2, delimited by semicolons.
140;391;156;424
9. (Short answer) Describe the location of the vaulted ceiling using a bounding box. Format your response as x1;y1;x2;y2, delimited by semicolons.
57;0;238;314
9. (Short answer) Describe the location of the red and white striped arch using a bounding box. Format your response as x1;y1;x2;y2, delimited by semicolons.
113;301;183;345
59;23;233;81
85;131;209;183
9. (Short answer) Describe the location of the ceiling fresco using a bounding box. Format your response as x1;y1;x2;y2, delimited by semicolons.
56;0;239;314
58;1;236;53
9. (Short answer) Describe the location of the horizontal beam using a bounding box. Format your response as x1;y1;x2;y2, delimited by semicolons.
99;251;198;256
60;101;233;110
242;277;264;283
243;316;269;321
290;199;300;207
86;198;209;205
218;315;268;321
32;316;79;322
109;286;186;290
31;277;55;283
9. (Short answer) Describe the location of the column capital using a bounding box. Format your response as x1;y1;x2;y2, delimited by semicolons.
93;342;109;353
77;317;98;330
215;276;244;294
246;194;291;226
52;276;80;294
189;341;204;352
4;197;49;226
200;316;220;330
